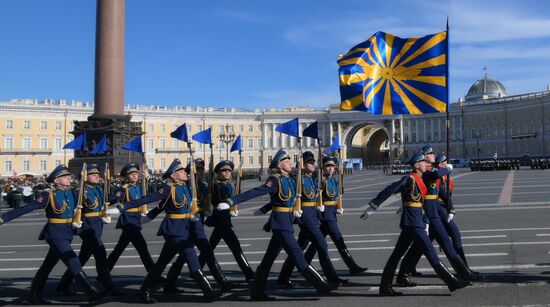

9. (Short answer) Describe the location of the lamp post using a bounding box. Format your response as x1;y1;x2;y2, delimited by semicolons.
218;124;236;160
473;132;481;160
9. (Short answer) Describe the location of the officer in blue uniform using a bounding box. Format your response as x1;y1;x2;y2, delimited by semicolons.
106;163;154;273
303;156;367;276
365;151;468;296
0;165;101;304
121;158;217;303
396;152;480;285
216;149;334;301
56;164;123;296
203;160;255;280
276;151;346;287
162;159;236;294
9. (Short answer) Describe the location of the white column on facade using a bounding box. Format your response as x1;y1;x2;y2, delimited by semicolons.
329;122;334;142
415;120;419;143
271;123;276;148
430;118;434;141
391;119;396;144
337;122;342;142
399;117;404;144
262;123;267;148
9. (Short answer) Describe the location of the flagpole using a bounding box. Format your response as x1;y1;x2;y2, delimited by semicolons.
445;17;451;199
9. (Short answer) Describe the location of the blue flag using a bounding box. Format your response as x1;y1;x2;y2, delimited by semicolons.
339;31;448;114
275;118;299;137
63;132;87;151
122;136;143;153
192;128;212;144
328;136;340;154
90;134;108;155
302;121;319;140
230;135;242;152
170;123;189;142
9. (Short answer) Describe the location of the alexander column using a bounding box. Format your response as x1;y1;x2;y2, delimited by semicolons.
69;0;144;174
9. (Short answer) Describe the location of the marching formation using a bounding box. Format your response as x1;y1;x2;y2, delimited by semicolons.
0;120;482;304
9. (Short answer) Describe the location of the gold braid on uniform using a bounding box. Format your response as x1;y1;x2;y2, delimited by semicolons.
410;179;423;202
325;177;336;198
170;184;188;209
303;181;315;199
47;190;67;214
277;176;292;202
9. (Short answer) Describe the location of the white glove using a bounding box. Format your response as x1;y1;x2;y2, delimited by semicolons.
190;215;200;222
101;216;111;224
0;216;4;225
425;223;430;235
447;164;454;171
336;208;344;215
316;204;325;212
360;207;376;220
253;209;264;216
293;210;302;218
72;222;82;229
216;203;230;210
230;210;238;217
447;212;455;222
140;215;152;224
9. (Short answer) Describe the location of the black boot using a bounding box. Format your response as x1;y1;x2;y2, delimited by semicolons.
210;261;237;292
250;264;275;301
277;258;296;288
433;261;469;292
235;252;255;281
98;266;124;297
163;257;185;294
450;257;480;282
319;253;348;286
190;270;220;300
139;273;157;304
28;271;51;305
74;271;102;303
395;274;417;287
457;248;481;277
56;271;76;296
301;265;333;294
379;284;403;296
334;237;367;275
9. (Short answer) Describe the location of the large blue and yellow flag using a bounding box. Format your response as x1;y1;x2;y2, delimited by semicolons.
338;31;448;115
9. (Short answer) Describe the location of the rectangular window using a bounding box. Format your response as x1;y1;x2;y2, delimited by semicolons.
239;125;243;132
248;156;253;165
148;158;155;169
23;137;31;150
248;138;253;148
41;121;47;130
40;137;48;149
148;124;154;132
55;138;62;150
160;124;165;132
172;139;179;149
23;161;30;172
219;125;224;133
24;121;30;129
148;138;154;151
40;160;47;171
248;125;253;132
55;160;61;167
4;137;13;149
257;137;262;148
6;120;13;129
5;161;12;172
160;158;166;168
56;121;62;130
159;138;166;149
258;156;262;165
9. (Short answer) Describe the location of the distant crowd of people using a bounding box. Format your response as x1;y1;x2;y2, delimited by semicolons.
530;158;550;170
469;159;521;171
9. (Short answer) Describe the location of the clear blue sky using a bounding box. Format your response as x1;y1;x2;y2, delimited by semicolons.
1;0;549;109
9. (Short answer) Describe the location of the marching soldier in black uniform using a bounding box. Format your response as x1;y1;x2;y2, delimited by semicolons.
0;165;101;304
275;151;346;287
362;151;468;296
56;164;123;297
120;158;218;303
162;159;236;294
216;149;334;301
106;163;155;273
203;160;255;281
303;156;367;276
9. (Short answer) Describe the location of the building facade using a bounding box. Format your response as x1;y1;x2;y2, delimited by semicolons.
1;76;549;176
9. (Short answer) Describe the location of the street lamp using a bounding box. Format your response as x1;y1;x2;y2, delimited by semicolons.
473;132;481;160
218;124;236;160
